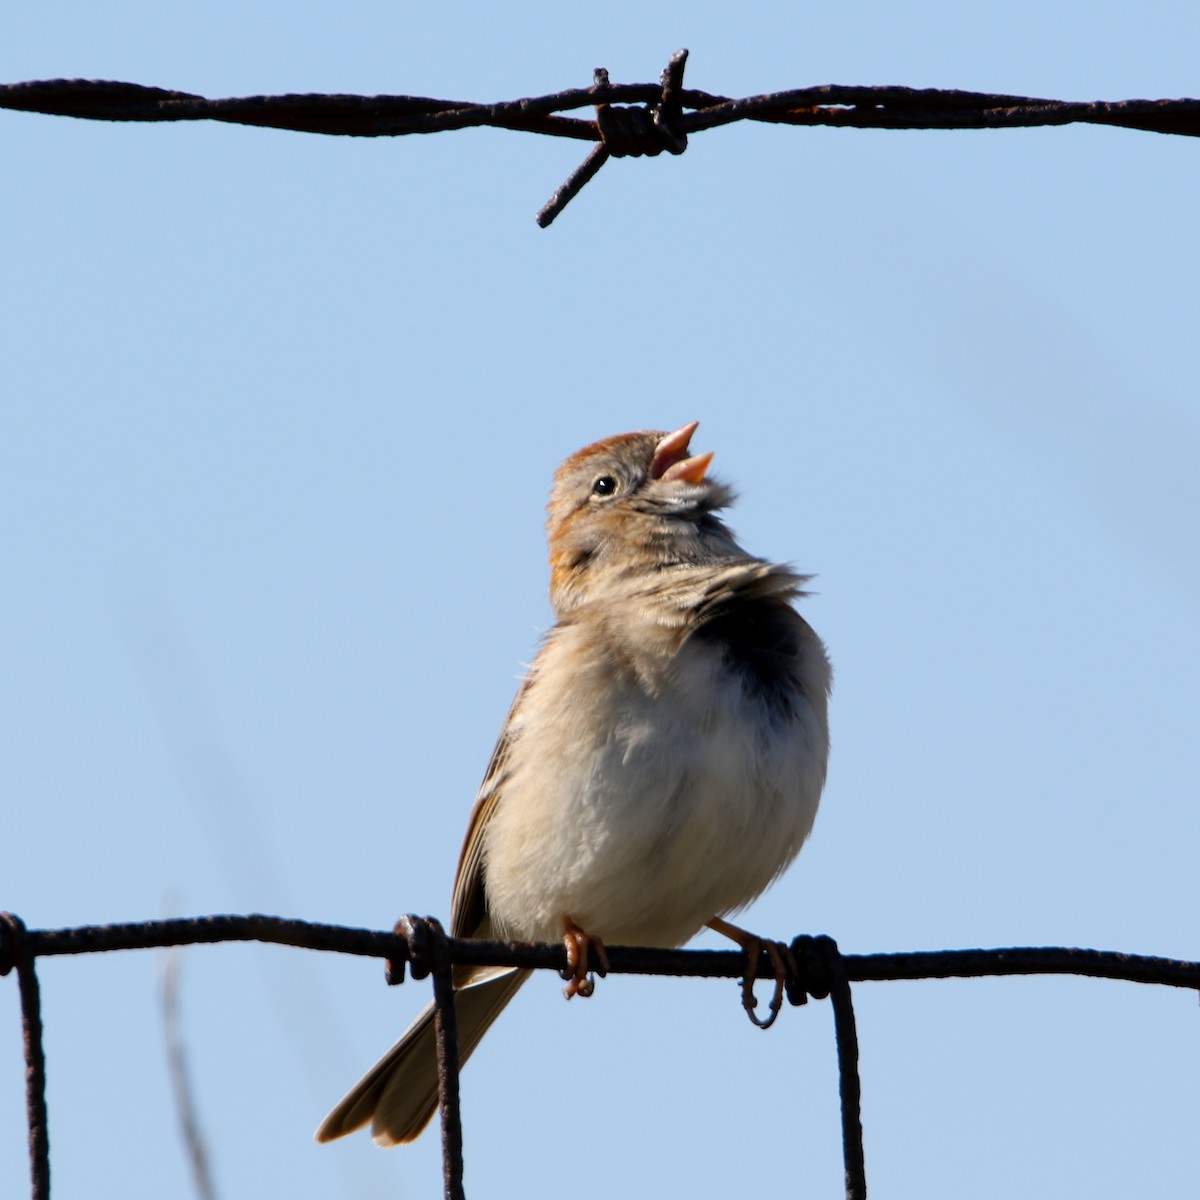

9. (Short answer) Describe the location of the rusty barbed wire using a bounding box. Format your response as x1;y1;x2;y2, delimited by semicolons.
3;48;1199;225
3;910;1199;1200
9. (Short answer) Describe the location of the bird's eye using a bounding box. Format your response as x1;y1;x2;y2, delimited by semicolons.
591;475;618;498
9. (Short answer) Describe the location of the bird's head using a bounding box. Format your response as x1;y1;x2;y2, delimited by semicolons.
546;421;741;614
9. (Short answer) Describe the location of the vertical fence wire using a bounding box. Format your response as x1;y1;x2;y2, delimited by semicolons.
429;921;467;1200
1;914;50;1200
827;953;866;1200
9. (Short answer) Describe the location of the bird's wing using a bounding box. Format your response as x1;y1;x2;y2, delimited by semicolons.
449;672;533;942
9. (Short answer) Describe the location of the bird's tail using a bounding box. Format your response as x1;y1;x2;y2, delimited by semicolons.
315;967;529;1146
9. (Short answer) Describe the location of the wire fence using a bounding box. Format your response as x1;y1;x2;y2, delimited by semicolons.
3;909;1198;1200
4;44;1200;1198
3;49;1199;225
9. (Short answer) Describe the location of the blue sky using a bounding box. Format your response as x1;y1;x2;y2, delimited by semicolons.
3;4;1198;1198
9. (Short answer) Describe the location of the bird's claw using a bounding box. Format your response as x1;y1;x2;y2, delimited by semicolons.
707;916;795;1030
738;936;795;1030
562;916;609;1000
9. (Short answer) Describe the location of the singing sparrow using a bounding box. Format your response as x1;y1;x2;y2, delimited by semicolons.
316;421;831;1146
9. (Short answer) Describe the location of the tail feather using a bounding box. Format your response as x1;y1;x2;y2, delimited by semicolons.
315;968;528;1146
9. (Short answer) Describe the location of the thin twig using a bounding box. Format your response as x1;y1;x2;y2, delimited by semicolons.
161;949;219;1200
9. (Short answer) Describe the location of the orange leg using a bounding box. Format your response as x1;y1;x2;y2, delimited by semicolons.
561;916;610;1000
707;916;796;1030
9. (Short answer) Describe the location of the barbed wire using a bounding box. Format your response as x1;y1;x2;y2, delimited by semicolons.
3;49;1199;225
2;910;1198;1200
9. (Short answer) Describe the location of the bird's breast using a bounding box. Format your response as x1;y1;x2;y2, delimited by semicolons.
481;612;830;949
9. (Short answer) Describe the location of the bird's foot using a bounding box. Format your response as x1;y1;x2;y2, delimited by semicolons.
561;916;610;999
707;916;795;1030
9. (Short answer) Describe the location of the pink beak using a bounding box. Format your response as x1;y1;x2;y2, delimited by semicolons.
650;421;714;484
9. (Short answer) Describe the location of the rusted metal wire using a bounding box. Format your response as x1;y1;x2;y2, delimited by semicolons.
24;915;1200;987
3;49;1199;225
398;916;466;1200
5;910;1200;1200
0;914;50;1200
536;51;689;227
825;945;866;1200
431;927;466;1200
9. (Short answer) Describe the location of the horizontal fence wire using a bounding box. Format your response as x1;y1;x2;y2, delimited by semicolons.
3;911;1199;1200
3;49;1200;224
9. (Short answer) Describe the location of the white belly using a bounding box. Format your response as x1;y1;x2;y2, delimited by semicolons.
482;625;828;948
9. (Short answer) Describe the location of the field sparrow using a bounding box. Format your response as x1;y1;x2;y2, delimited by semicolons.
316;421;831;1146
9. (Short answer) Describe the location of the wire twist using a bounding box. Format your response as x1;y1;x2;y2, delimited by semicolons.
536;49;689;227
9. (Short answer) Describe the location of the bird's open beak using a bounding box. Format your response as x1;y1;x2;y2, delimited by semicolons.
650;421;714;484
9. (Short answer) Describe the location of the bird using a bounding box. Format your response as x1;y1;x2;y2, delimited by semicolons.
315;420;831;1147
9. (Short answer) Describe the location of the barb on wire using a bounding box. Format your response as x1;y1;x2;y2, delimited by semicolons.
3;50;1199;225
537;49;690;227
5;911;1200;1200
